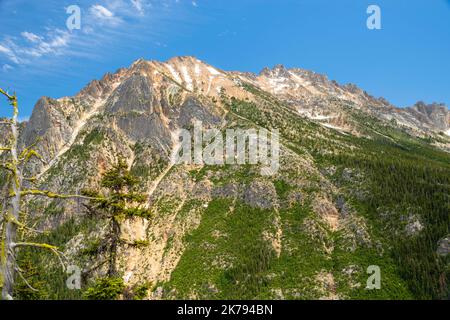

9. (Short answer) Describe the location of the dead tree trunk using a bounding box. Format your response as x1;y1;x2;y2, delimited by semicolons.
1;91;21;300
0;89;101;299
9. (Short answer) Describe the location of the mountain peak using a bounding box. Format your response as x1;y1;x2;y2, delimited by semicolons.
259;64;289;77
407;101;450;131
165;55;201;65
413;101;447;110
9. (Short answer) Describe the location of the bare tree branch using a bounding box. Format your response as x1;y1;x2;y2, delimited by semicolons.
12;242;67;271
19;189;103;201
3;211;44;235
0;88;14;100
22;176;38;183
0;162;13;172
14;267;38;292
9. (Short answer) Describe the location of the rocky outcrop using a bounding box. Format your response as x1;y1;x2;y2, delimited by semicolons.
243;180;278;209
20;97;76;174
406;102;450;132
105;75;153;114
437;236;450;256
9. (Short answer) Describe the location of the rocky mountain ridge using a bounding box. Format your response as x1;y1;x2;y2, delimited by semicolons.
17;57;450;178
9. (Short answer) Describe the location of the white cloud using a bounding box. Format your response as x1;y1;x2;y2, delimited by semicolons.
102;0;150;17
0;0;182;71
0;44;10;54
91;4;114;18
25;30;70;57
192;1;198;7
2;64;13;72
0;29;71;64
131;0;144;14
21;31;42;43
89;4;122;25
0;44;20;64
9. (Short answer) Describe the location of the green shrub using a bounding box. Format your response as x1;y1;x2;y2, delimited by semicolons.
82;277;125;300
132;282;152;300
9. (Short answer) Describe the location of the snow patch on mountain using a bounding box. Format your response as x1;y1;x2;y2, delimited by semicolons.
288;71;321;95
181;66;193;91
194;64;201;76
167;64;182;83
207;66;221;76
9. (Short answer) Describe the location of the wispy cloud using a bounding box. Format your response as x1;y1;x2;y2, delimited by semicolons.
27;30;70;57
0;0;185;73
131;0;145;14
0;29;71;65
21;31;43;43
2;64;13;72
0;2;127;66
89;4;122;26
0;43;21;64
99;0;153;18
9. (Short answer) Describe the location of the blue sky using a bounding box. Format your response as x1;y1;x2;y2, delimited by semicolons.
0;0;449;119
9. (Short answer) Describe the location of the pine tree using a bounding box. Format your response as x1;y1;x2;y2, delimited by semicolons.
82;158;151;277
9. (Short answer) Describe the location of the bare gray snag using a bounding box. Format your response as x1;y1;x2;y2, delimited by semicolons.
0;88;21;300
0;88;99;300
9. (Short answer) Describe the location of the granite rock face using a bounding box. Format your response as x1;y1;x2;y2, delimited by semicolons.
19;97;75;175
106;75;154;114
406;102;450;132
243;180;278;209
437;236;450;256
